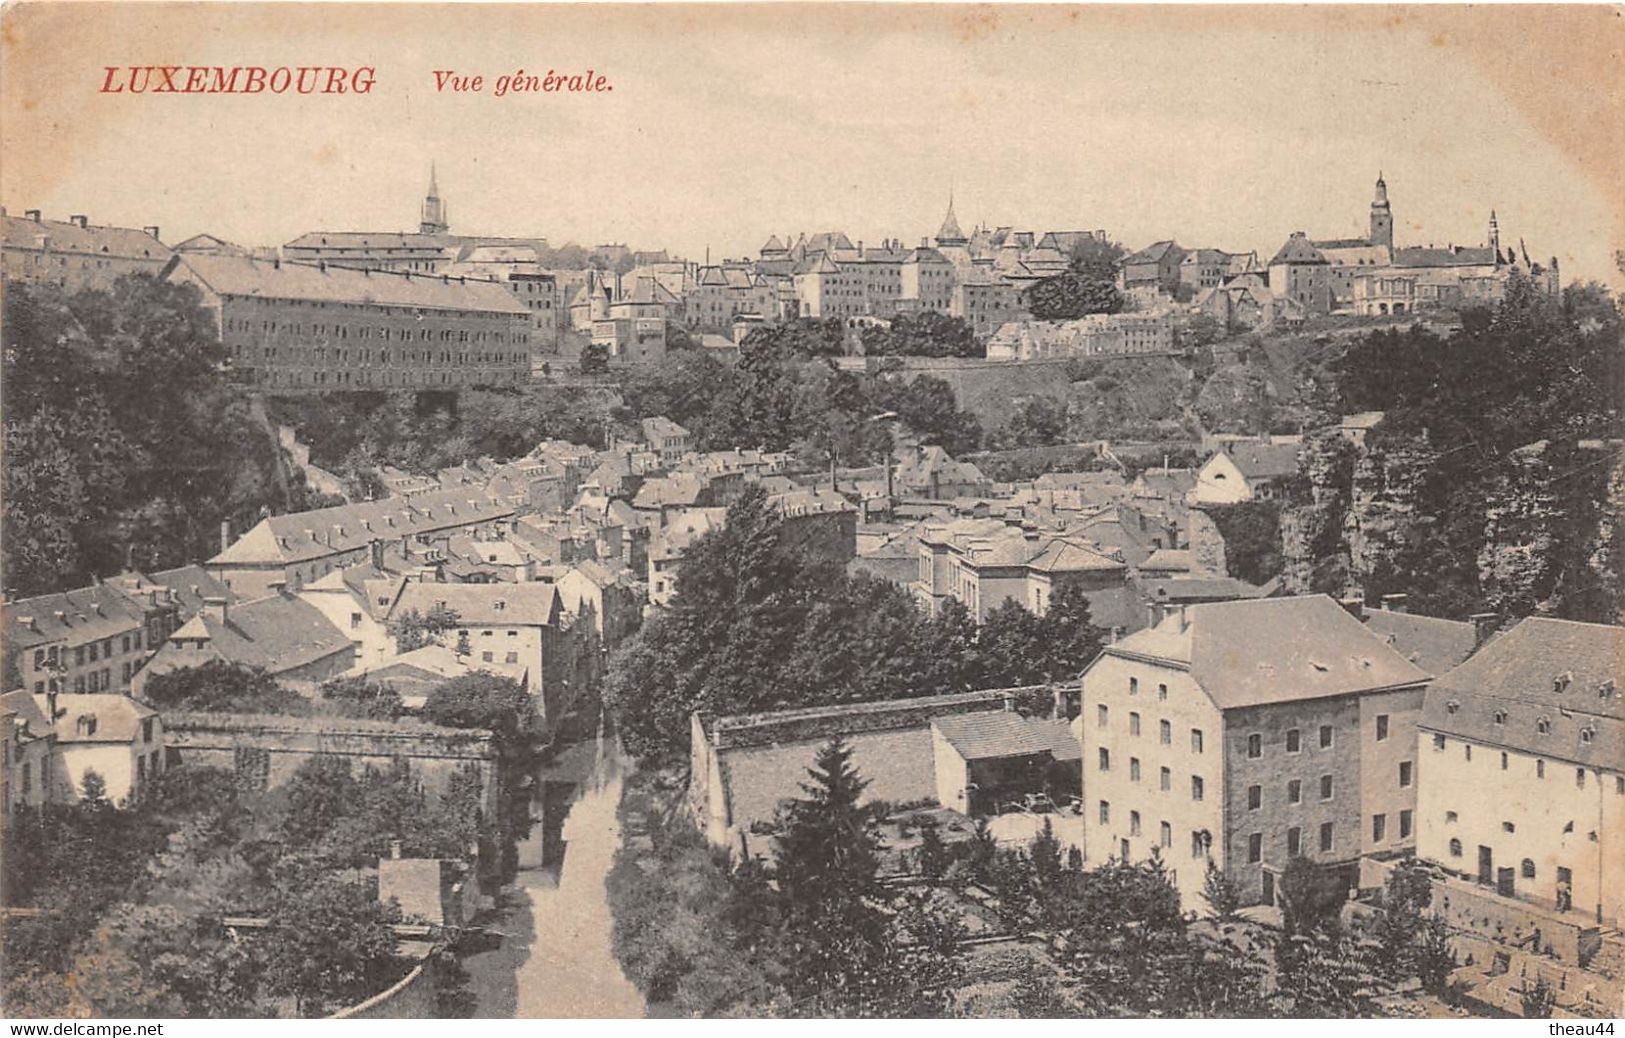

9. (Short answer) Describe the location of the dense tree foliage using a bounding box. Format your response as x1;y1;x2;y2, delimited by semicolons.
140;661;311;716
3;278;318;595
603;487;1102;760
859;311;981;358
1022;238;1127;321
2;751;484;1018
1326;277;1623;620
269;339;982;487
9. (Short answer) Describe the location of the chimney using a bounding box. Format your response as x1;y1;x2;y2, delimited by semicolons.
69;215;88;228
144;226;160;240
1338;595;1365;621
371;539;385;571
202;596;229;625
401;533;412;558
1380;593;1408;614
25;209;41;222
46;690;60;723
220;520;232;554
1468;612;1498;649
389;839;403;860
1177;603;1189;631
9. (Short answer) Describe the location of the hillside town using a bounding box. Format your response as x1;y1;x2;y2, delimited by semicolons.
3;143;1622;1020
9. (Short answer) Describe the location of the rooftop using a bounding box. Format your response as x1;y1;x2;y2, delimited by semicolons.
933;712;1080;762
1107;595;1431;710
167;253;531;315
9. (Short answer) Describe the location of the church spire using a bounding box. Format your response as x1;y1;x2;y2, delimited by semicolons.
420;163;448;235
936;187;966;246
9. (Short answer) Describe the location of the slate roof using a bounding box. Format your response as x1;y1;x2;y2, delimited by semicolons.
210;487;514;567
1392;245;1500;268
1420;618;1622;770
1268;234;1330;267
1026;538;1125;574
1221;442;1302;481
1123;240;1180;265
4;584;146;652
649;508;728;561
1108;595;1431;710
1311;237;1375;251
933;712;1080;762
632;473;707;510
164;594;354;673
49;693;157;744
168;254;530;314
1084;584;1149;635
3;213;169;257
1362;608;1479;677
389;582;560;628
0;691;156;744
1139;549;1195;573
641;416;690;442
0;690;51;740
1136;576;1265;602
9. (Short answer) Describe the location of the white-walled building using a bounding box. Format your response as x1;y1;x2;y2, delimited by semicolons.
1080;595;1430;910
1416;617;1623;928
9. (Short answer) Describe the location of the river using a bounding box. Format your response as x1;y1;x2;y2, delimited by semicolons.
465;729;647;1018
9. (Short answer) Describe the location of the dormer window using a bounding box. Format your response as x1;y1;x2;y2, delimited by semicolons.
1446;700;1460;714
76;715;97;737
1536;716;1552;735
1493;710;1507;725
1600;680;1616;700
1554;672;1572;693
1580;725;1596;745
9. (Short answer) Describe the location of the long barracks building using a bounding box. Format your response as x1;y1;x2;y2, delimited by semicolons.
162;252;533;392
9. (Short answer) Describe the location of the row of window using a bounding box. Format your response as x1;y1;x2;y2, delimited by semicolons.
1245;822;1338;862
34;666;120;694
1431;736;1624;790
31;631;145;673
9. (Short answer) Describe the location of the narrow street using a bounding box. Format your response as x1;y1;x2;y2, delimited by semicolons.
465;730;647;1018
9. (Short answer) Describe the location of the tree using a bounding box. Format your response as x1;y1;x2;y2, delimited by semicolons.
388;604;462;653
1024;272;1123;321
1272;928;1376;1017
262;875;402;1016
914;818;950;880
78;770;110;806
1368;857;1434;984
578;342;611;374
860;311;981;358
318;676;405;721
1201;860;1242;922
1278;857;1348;937
997;395;1070;449
1520;975;1557;1018
3;277;307;593
140;661;309;716
768;739;964;1016
1413;914;1458;994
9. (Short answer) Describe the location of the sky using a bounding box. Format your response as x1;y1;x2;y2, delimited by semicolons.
3;3;1622;285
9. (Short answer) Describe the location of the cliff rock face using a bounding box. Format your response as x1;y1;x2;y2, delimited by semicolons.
1478;441;1562;617
1186;506;1229;577
1278;433;1356;594
1345;440;1433;588
1592;449;1625;625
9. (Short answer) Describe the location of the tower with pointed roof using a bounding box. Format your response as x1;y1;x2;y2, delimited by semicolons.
1368;171;1392;249
1488;209;1501;259
935;190;967;248
420;164;449;235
